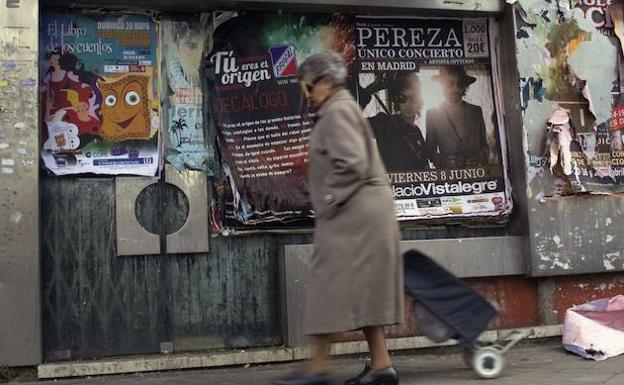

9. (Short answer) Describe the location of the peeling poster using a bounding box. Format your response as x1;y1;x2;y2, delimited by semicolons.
516;1;624;197
162;18;212;173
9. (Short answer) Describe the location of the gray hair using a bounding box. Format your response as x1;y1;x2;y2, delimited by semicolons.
297;50;348;88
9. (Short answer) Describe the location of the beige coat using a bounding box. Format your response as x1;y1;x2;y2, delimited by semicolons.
303;89;404;335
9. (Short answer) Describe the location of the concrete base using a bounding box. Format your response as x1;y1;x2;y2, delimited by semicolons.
38;324;562;379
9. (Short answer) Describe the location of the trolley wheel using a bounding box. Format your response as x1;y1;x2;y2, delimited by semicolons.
471;346;505;379
462;348;474;368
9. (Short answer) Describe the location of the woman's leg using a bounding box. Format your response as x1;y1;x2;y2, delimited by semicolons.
307;334;332;374
273;334;333;384
363;326;392;369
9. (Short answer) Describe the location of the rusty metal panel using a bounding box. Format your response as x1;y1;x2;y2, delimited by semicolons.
0;0;41;366
333;277;539;344
548;274;624;324
528;196;624;276
464;276;539;330
326;275;540;345
41;176;285;359
41;178;168;360
43;184;521;360
170;236;283;351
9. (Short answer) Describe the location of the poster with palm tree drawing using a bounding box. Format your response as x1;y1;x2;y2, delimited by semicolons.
169;118;188;148
163;18;211;172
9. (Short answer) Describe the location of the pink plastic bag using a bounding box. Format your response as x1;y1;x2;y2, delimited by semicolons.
562;295;624;360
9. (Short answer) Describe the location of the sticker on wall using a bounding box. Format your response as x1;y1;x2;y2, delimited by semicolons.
21;78;36;87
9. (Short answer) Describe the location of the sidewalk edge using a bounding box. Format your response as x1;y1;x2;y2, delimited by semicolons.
37;324;562;379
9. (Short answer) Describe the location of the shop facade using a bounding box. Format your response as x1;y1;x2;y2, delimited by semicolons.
2;0;624;373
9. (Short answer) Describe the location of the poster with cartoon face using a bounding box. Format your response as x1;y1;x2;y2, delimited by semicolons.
39;13;160;176
99;75;152;141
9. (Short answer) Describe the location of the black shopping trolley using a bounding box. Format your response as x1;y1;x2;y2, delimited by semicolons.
404;249;523;379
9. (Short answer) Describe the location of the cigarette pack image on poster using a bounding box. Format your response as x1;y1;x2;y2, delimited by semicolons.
356;16;510;220
39;13;160;176
206;11;355;226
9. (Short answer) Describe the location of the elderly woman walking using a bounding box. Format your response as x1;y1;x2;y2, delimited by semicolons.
274;51;404;385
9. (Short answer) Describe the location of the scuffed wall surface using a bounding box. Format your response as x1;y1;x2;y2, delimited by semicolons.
549;273;624;323
0;0;41;365
515;0;624;275
333;276;540;343
531;196;624;274
462;277;540;329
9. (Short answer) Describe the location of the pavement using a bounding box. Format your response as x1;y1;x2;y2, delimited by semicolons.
8;338;624;385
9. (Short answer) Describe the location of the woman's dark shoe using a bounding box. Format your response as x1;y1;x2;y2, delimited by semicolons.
345;364;399;385
273;371;330;385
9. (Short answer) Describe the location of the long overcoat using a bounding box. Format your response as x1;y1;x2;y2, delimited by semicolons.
303;89;404;335
425;101;488;168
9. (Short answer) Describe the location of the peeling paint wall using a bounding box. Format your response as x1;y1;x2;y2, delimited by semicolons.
515;0;624;276
0;0;41;366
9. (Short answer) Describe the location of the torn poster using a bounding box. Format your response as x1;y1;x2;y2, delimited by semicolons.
162;18;212;173
515;1;624;197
